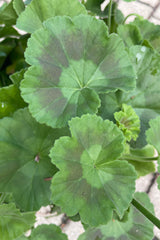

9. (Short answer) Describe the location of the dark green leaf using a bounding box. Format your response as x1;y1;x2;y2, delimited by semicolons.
146;116;160;153
29;224;68;240
100;46;160;147
50;114;137;226
0;38;16;69
0;84;27;118
132;18;160;51
13;0;25;16
117;24;142;47
83;0;104;16
0;0;18;26
20;15;136;128
123;145;156;177
0;203;35;240
78;192;154;240
0;108;69;211
0;26;20;38
16;0;87;33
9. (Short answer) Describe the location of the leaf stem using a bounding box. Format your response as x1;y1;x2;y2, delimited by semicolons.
132;198;160;229
120;155;159;162
123;13;141;24
108;0;113;33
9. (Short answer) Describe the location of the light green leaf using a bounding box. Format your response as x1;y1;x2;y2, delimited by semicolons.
16;0;87;33
50;114;137;226
132;18;160;51
114;104;140;142
78;192;154;240
0;84;27;119
123;145;156;177
146;116;160;154
20;15;136;128
117;24;142;47
29;224;68;240
0;0;18;26
0;203;35;240
0;108;69;211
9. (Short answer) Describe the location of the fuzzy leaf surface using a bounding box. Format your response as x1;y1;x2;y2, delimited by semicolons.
50;114;136;226
20;15;136;128
78;192;154;240
0;108;68;211
16;0;87;33
0;203;35;240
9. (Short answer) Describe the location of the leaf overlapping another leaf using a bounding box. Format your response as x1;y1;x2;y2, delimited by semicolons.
78;192;154;240
20;15;136;128
0;108;69;211
16;0;87;33
99;46;160;147
0;203;35;240
50;114;137;226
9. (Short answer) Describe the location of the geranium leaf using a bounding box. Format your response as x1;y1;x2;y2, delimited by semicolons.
123;145;156;177
0;84;27;118
78;192;154;240
99;46;160;147
29;224;68;240
132;18;160;52
0;26;20;38
50;114;137;226
146;116;160;154
114;104;140;142
117;24;142;47
0;203;35;240
0;108;69;211
16;0;87;33
20;15;136;128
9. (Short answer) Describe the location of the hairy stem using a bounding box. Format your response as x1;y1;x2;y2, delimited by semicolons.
132;198;160;229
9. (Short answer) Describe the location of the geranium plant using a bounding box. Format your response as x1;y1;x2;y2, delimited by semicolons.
0;0;160;239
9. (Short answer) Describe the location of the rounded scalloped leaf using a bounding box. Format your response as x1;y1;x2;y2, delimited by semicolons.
29;224;68;240
78;192;154;240
16;0;87;33
0;203;35;240
0;108;69;211
50;114;137;226
20;15;136;128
